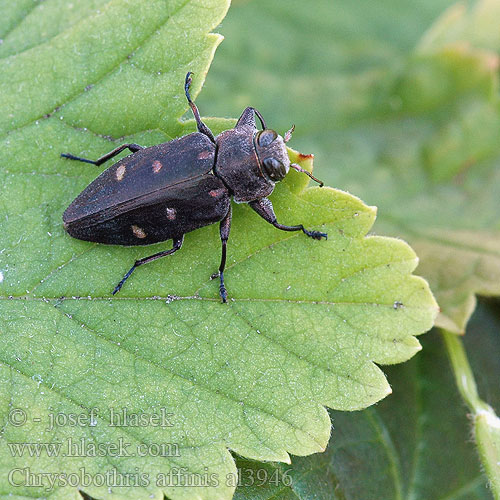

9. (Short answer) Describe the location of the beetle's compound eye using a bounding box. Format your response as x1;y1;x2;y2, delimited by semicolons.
263;157;287;181
257;129;278;147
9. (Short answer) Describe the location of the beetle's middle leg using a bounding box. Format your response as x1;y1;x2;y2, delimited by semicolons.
184;72;216;144
249;198;327;240
214;206;232;303
61;143;144;166
112;235;184;295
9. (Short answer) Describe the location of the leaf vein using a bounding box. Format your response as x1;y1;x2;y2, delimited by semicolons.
49;301;323;447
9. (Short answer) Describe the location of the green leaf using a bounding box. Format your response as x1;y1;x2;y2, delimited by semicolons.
231;330;492;500
200;0;500;334
0;1;437;499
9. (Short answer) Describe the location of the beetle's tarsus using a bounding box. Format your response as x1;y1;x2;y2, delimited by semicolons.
303;229;328;240
112;264;136;295
61;153;96;165
219;271;228;303
112;281;124;295
210;271;228;301
185;72;193;97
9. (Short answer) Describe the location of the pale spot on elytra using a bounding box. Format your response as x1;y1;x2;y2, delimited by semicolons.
209;188;225;197
116;164;126;181
152;160;162;173
131;225;146;238
198;150;212;160
166;208;176;220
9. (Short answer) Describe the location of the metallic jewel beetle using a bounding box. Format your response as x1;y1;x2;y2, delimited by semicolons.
62;73;326;302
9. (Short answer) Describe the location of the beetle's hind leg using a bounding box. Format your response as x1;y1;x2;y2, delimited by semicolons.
184;72;216;144
112;236;184;295
61;143;144;166
249;198;328;240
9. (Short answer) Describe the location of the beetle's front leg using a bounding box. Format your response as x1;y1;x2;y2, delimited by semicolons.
215;206;232;303
249;198;327;240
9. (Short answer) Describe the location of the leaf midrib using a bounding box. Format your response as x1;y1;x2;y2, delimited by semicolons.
1;299;328;451
0;295;427;309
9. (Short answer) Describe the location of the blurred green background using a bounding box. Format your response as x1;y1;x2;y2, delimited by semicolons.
199;0;454;185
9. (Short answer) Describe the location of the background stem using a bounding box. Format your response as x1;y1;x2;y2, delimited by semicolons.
442;329;500;500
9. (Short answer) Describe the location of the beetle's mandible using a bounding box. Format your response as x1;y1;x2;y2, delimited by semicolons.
62;73;327;302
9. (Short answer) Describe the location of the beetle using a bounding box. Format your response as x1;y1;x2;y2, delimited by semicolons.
62;72;326;302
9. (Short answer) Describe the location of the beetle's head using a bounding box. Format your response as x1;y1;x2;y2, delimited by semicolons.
254;125;325;188
254;128;292;183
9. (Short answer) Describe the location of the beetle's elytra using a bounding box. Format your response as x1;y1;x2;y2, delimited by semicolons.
62;73;327;302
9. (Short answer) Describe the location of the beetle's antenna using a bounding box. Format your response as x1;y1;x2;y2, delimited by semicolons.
290;163;324;187
284;125;295;143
